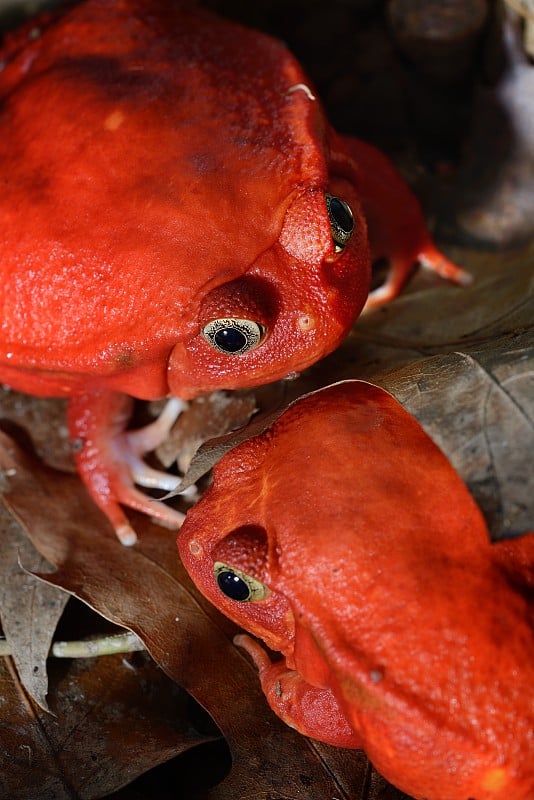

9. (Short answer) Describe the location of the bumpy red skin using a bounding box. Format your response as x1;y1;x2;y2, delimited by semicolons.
179;381;534;800
0;0;465;535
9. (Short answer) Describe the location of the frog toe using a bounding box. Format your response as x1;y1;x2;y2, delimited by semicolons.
68;391;187;544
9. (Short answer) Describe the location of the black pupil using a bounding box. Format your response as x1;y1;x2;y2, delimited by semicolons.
214;327;247;353
216;570;251;601
329;197;353;234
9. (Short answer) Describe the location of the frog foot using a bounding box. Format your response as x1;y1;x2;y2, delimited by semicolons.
234;634;361;748
68;392;187;545
365;242;472;311
332;136;472;311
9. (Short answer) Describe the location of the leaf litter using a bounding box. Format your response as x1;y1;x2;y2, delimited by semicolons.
0;1;533;798
0;432;395;800
0;239;531;799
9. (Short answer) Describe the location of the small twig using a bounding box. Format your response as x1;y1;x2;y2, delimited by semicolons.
0;632;146;659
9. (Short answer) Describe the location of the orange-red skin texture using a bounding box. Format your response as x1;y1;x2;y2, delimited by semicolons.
0;0;465;531
179;381;534;800
0;0;371;401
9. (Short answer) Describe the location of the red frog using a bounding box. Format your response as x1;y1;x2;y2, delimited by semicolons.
178;381;534;800
0;0;468;543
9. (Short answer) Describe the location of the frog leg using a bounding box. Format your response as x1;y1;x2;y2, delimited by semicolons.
492;532;534;592
234;634;363;749
68;391;186;545
331;136;471;310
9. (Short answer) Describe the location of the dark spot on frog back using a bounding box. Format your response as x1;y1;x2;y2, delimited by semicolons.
114;348;136;369
188;151;220;175
58;56;153;96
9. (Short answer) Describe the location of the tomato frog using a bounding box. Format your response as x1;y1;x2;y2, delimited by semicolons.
178;381;534;800
0;1;468;543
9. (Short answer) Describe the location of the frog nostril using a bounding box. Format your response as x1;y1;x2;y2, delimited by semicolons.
189;539;203;557
297;313;316;332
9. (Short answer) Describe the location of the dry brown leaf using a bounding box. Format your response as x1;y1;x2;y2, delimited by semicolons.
0;3;532;799
156;384;289;495
154;389;257;473
0;431;408;800
300;244;534;392
166;397;290;498
376;331;534;538
0;648;212;800
0;504;68;710
0;387;72;473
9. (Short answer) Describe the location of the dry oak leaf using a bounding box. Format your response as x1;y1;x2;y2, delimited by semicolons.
0;431;409;800
0;646;211;800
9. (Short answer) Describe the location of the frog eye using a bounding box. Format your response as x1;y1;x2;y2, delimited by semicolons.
326;194;354;253
214;561;268;602
202;319;265;355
